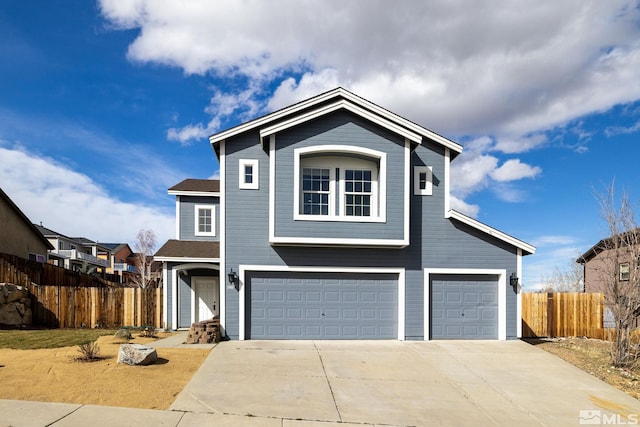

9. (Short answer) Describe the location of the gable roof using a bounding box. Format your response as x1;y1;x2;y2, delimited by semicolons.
577;229;640;264
0;187;54;250
208;87;463;158
168;179;220;196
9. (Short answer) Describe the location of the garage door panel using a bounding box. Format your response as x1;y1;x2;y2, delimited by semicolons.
247;272;398;339
431;274;498;340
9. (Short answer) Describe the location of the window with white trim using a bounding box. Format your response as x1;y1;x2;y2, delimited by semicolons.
239;159;259;189
297;153;383;221
194;205;215;236
414;166;432;196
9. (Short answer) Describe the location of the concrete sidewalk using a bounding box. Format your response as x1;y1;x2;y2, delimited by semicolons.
3;339;640;426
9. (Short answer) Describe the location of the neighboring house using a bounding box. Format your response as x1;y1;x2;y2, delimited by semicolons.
157;88;535;340
35;225;111;273
99;243;138;283
577;231;640;294
0;187;53;261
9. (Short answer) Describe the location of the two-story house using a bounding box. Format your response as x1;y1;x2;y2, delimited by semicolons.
35;225;111;273
157;88;535;340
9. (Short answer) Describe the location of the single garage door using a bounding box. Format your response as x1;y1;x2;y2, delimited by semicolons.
431;274;498;339
247;272;398;339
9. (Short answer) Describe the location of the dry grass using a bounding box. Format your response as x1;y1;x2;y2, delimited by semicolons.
0;333;211;409
529;337;640;400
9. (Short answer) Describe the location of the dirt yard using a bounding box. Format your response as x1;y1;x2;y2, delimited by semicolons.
530;337;640;400
0;333;210;409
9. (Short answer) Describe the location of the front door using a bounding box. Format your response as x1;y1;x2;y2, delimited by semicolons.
193;277;219;322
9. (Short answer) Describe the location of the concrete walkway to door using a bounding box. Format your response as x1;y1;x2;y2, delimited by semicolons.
171;339;640;426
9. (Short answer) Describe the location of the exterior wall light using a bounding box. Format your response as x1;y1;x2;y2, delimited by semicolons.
228;269;239;290
510;272;520;292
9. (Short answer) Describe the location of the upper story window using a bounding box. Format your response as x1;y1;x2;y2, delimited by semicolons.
194;205;216;236
413;166;433;196
294;146;386;222
239;159;259;189
620;262;630;281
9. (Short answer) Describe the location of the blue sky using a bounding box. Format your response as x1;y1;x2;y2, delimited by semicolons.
1;1;640;289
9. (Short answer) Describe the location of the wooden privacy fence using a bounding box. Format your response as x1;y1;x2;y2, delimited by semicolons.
522;292;604;339
27;284;163;329
0;253;120;287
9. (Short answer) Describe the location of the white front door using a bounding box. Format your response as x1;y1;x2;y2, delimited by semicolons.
193;277;219;322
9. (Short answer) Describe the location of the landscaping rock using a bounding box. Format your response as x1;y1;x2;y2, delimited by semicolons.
117;344;158;366
114;328;132;340
0;283;32;326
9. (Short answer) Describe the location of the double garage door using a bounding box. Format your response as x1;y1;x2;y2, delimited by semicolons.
430;274;499;339
247;272;398;339
244;271;499;340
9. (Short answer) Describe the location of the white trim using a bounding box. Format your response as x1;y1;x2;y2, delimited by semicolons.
154;257;220;263
175;196;180;239
424;268;507;341
194;205;216;237
413;166;433;196
171;263;219;329
209;88;463;155
171;268;177;330
260;100;422;145
268;135;276;244
168;190;220;197
447;210;536;254
270;236;408;247
293;148;386;222
162;262;168;329
238;265;405;341
516;248;523;338
444;148;451;217
404;139;410;244
219;141;227;333
238;159;259;190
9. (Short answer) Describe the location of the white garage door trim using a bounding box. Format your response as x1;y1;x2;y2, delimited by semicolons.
239;265;405;340
424;268;506;341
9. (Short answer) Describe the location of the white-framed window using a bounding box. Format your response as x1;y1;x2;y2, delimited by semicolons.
293;146;386;222
239;159;259;189
620;262;630;281
414;166;432;196
194;205;216;236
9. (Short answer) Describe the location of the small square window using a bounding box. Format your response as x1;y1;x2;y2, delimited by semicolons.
194;205;216;236
239;159;259;189
414;166;432;196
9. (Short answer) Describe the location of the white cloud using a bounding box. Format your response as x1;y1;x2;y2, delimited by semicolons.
99;0;640;211
0;146;174;246
605;119;640;137
100;0;640;140
449;195;480;218
491;159;542;182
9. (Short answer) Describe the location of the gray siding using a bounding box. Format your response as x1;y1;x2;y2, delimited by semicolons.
273;111;405;241
223;114;520;340
179;196;220;241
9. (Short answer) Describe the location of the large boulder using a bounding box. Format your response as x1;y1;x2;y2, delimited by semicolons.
117;343;158;366
0;283;32;326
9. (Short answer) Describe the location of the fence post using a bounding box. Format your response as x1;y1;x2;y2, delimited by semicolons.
546;293;554;338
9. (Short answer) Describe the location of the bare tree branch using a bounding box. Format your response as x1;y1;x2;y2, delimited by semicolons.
130;229;157;289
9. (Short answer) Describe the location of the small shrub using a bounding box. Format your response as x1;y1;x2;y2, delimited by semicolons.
114;328;133;342
77;340;100;362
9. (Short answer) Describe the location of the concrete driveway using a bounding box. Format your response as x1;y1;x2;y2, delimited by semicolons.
171;340;640;426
